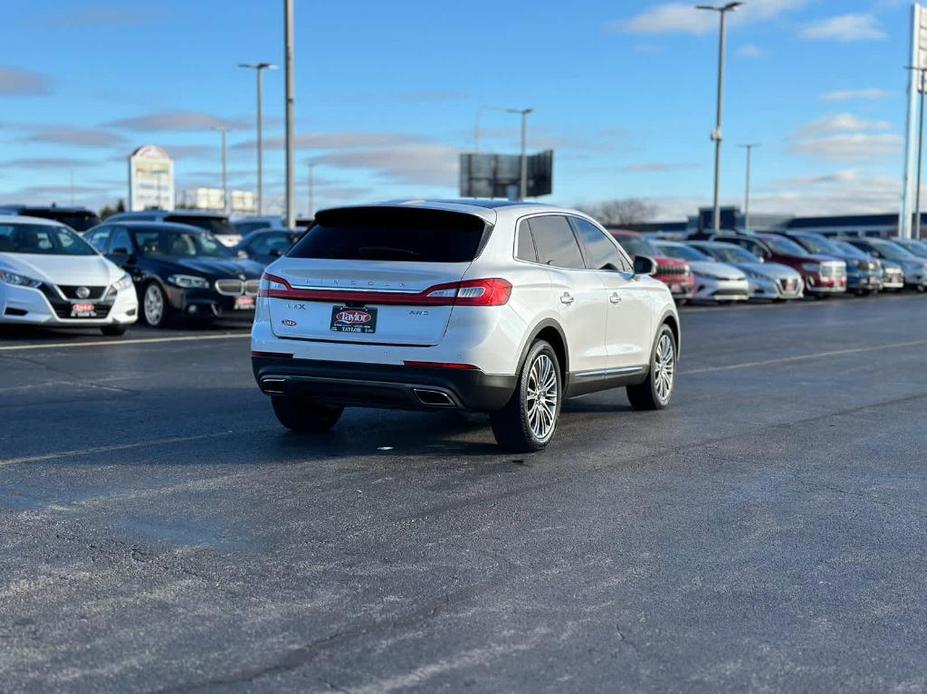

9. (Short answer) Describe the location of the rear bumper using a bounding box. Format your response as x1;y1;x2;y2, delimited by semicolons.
252;356;516;412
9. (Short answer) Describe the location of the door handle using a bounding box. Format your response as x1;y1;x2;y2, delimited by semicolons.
610;292;622;304
560;292;575;305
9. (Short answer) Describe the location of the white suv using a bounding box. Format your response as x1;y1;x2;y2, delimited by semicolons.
251;200;680;452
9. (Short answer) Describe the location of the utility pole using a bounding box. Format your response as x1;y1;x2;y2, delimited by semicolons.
696;2;743;234
283;0;296;229
908;66;927;240
238;61;276;215
738;143;759;231
307;162;316;220
214;126;229;215
506;107;534;201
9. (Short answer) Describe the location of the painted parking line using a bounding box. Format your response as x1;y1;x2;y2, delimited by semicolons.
0;333;250;352
684;338;927;375
0;431;234;467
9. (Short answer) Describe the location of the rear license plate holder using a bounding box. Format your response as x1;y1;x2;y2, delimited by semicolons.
330;306;377;334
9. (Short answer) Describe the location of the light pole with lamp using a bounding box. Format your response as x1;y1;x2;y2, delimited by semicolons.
238;61;277;215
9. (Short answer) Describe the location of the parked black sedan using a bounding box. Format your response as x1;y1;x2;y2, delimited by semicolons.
235;229;302;266
84;222;264;327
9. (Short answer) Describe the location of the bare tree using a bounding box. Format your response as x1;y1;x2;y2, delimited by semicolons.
575;198;658;227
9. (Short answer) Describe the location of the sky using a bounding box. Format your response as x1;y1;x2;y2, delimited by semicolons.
0;0;919;220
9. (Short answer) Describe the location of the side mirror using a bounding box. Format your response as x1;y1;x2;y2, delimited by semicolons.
237;250;249;259
112;247;130;256
633;255;657;276
269;248;283;258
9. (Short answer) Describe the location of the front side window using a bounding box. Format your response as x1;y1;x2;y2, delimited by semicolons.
571;218;630;271
0;223;96;256
528;215;585;269
110;229;134;255
134;229;232;258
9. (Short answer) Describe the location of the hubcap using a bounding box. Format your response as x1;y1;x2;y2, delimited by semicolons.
525;353;558;441
654;333;675;403
144;285;164;325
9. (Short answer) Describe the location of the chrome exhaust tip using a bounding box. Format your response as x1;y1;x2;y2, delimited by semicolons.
413;388;455;408
260;378;287;395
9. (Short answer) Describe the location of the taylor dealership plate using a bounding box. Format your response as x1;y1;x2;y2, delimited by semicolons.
330;306;377;334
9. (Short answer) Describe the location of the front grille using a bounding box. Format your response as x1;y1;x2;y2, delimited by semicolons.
244;279;260;296
57;285;107;300
215;279;245;296
657;264;688;277
779;278;799;292
53;303;112;319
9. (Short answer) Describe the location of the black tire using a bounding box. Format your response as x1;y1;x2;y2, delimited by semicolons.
490;340;562;453
627;324;677;411
142;282;173;328
271;396;343;432
100;324;127;336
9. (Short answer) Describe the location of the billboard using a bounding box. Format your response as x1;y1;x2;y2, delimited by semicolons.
181;188;257;214
459;150;554;199
128;145;174;211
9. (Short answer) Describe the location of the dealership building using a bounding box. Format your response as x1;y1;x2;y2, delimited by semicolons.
629;207;925;239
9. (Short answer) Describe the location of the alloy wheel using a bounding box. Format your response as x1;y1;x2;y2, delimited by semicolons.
144;285;164;325
654;333;675;404
525;353;558;441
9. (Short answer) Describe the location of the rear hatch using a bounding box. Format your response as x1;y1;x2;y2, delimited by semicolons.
266;206;490;346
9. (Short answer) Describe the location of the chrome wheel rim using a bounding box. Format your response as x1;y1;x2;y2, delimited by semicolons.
144;285;164;325
654;333;675;404
526;353;558;441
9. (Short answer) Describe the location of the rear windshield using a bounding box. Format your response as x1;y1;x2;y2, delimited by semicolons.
165;215;236;238
289;207;488;262
0;223;96;255
22;209;101;231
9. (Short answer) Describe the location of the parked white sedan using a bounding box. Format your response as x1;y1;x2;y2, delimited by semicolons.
654;241;750;303
0;216;138;335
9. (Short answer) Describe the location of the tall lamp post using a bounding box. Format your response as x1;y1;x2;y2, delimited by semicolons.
737;143;759;231
696;2;742;234
306;161;316;220
907;65;927;240
283;0;296;229
238;61;277;216
506;107;534;201
213;126;230;215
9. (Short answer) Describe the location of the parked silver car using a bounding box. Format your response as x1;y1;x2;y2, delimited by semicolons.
654;241;750;303
689;241;803;301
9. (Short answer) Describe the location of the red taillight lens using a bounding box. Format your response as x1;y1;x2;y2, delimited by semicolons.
258;273;292;297
423;278;512;307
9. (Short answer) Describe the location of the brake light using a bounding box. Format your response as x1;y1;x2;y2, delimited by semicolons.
422;278;512;306
258;274;512;307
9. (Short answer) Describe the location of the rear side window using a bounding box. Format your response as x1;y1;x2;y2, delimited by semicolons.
289;207;488;263
515;220;537;262
529;215;585;269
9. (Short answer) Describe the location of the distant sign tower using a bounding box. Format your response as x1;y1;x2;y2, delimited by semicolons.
128;145;174;211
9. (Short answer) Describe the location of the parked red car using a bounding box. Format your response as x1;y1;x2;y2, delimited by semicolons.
609;229;695;301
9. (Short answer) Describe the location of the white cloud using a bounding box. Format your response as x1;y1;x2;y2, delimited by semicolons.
610;0;807;36
0;66;53;97
315;144;459;187
800;14;886;41
107;112;250;132
738;44;763;59
799;113;892;137
790;133;901;162
820;88;893;102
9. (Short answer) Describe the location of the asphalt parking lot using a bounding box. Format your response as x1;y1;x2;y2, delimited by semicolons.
1;295;926;693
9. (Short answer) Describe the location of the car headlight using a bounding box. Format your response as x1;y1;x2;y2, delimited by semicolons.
112;273;133;292
802;263;821;273
745;270;770;281
167;274;209;289
0;270;42;288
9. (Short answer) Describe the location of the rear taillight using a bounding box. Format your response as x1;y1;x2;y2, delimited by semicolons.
257;273;511;307
422;278;512;307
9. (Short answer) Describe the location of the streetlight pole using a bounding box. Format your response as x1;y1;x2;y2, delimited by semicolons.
213;126;229;215
307;162;316;220
907;66;927;240
238;61;276;216
283;0;296;229
506;107;534;201
696;2;742;234
737;143;759;231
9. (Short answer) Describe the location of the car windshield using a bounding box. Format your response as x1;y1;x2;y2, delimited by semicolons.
0;223;96;255
699;244;757;264
831;240;869;259
289;207;487;262
135;229;233;258
165;215;236;237
899;241;927;257
23;209;101;231
764;236;809;257
657;244;710;262
794;235;839;255
872;241;916;261
615;236;658;258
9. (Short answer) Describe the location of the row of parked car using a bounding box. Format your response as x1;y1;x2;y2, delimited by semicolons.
1;202;926;338
609;229;927;303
